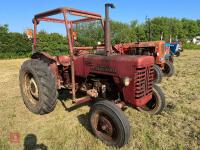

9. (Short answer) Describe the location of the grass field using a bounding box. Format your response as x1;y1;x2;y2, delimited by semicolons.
0;50;199;150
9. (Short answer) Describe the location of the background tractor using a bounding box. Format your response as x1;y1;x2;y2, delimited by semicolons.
165;43;174;63
20;4;165;148
114;41;175;83
167;41;183;57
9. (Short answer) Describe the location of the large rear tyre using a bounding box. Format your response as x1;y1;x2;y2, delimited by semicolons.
137;85;165;115
89;100;130;148
163;61;175;77
19;59;58;115
153;64;163;84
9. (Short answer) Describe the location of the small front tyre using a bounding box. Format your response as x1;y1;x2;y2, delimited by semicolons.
163;61;175;77
137;85;165;115
89;100;130;148
153;64;163;84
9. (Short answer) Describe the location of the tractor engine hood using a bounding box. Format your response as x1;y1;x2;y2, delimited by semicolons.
74;55;154;78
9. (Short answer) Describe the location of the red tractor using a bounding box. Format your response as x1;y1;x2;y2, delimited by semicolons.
19;4;165;148
114;41;175;83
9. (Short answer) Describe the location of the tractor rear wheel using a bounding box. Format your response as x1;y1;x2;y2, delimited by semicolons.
137;85;165;115
89;100;130;148
19;59;58;115
153;64;163;84
163;61;175;77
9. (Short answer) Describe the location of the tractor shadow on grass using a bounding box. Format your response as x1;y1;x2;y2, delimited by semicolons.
58;89;91;112
23;134;48;150
77;113;93;134
58;89;93;134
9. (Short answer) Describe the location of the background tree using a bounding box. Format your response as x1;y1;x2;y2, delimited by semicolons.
1;17;200;59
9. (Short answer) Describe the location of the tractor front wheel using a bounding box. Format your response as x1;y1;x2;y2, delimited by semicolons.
163;61;175;77
89;100;130;148
19;59;58;115
137;85;165;115
153;64;163;84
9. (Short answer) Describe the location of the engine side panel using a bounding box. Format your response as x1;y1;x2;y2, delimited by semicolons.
75;54;154;107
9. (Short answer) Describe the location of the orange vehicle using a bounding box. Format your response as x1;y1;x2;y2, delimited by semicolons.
114;41;175;83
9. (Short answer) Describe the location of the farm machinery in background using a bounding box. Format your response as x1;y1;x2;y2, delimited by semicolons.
112;18;177;84
114;41;175;84
165;42;174;63
166;41;183;57
161;33;184;57
20;3;166;148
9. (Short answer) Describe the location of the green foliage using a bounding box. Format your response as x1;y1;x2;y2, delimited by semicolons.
111;21;136;44
147;17;200;41
37;30;69;55
183;43;200;50
75;21;104;46
0;25;69;59
0;24;32;58
1;17;200;59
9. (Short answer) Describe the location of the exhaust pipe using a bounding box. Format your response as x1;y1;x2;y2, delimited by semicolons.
105;3;115;55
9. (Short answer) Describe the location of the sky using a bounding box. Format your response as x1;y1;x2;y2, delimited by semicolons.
0;0;199;33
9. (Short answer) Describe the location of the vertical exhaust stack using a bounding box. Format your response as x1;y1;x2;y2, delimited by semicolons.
105;3;115;55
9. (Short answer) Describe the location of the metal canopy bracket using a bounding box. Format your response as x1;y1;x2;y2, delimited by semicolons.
31;5;113;104
34;7;102;21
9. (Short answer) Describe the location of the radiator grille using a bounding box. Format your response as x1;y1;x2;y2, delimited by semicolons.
134;66;154;99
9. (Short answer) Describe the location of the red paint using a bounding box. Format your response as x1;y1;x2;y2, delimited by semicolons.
9;132;20;144
30;6;155;107
114;41;166;67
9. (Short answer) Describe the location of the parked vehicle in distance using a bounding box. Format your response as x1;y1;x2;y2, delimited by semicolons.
165;43;174;62
167;41;183;57
192;36;200;45
113;41;175;83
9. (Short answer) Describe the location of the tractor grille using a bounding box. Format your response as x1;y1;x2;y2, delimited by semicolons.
134;66;154;99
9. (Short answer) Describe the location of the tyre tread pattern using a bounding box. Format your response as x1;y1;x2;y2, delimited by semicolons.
89;100;130;147
20;59;58;115
153;64;163;84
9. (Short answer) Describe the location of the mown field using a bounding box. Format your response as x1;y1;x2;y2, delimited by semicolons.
0;50;199;150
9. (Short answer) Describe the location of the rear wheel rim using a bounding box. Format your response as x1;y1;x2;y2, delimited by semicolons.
24;72;39;105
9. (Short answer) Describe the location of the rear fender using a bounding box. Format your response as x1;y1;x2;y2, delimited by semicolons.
31;52;61;89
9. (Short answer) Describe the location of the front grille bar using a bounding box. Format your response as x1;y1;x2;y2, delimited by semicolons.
134;66;154;99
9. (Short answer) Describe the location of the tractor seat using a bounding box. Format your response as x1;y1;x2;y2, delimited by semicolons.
56;56;71;66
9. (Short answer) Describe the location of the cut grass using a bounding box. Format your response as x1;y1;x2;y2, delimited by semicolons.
0;50;199;150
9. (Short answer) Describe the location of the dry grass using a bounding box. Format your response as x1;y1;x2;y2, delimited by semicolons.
0;50;199;150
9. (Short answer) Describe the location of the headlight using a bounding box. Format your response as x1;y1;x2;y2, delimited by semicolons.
123;77;131;86
160;57;165;62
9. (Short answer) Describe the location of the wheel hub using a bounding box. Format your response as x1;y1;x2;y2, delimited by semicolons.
99;116;113;136
29;78;39;99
